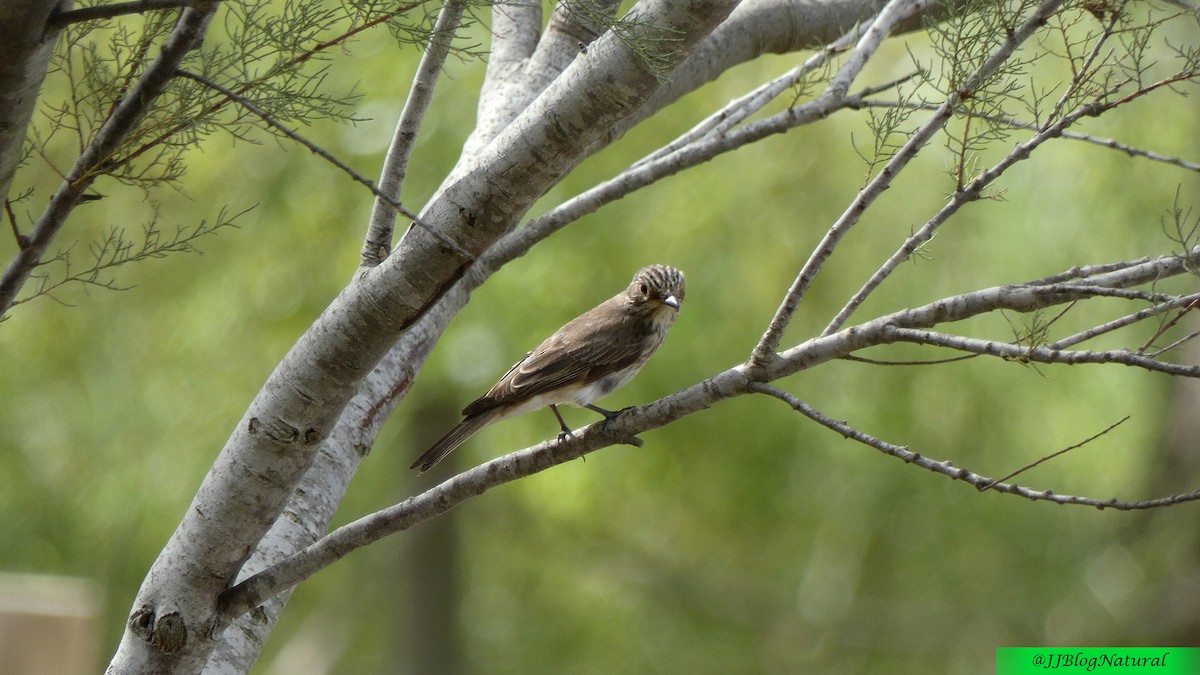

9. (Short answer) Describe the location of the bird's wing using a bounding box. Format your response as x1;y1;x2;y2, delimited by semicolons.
462;303;647;415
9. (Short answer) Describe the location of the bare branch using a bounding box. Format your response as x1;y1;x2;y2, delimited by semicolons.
1060;130;1200;173
750;0;1068;365
884;327;1200;377
48;0;189;27
213;249;1200;621
483;0;934;277
851;99;1200;173
361;0;470;267
632;18;865;170
1138;296;1200;353
749;383;1200;509
216;397;687;620
644;0;932;171
978;416;1130;491
766;251;1200;382
1026;258;1153;285
1049;293;1200;349
822;86;1122;337
175;69;473;261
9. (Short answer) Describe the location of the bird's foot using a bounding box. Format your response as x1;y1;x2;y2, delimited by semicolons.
584;405;643;447
586;403;631;422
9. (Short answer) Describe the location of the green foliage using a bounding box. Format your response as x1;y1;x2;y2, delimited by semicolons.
3;0;1200;673
14;0;474;308
16;206;244;307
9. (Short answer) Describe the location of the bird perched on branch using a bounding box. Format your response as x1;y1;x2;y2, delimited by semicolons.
411;264;686;473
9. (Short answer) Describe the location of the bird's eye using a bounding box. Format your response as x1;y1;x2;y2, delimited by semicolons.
640;283;649;295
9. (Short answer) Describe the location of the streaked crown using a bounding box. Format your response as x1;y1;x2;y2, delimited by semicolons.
628;264;685;309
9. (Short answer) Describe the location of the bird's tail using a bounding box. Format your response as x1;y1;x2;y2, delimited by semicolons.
410;410;497;473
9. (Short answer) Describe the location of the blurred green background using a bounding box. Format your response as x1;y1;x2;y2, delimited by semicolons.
2;4;1200;673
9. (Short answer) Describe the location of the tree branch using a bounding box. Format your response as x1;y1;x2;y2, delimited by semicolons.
749;0;1066;365
822;90;1118;336
111;0;744;669
482;0;932;275
632;22;865;172
0;0;220;319
611;0;938;140
750;383;1200;509
213;249;1200;620
361;0;468;268
1050;294;1200;350
48;0;188;27
978;416;1130;491
172;69;470;261
884;327;1200;376
217;360;754;620
465;0;543;155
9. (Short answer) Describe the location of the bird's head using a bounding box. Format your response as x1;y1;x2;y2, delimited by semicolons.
628;264;685;311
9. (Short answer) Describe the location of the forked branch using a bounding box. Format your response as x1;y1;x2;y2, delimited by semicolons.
216;249;1200;621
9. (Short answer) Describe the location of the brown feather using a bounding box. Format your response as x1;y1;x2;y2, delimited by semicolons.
412;264;685;472
409;408;501;472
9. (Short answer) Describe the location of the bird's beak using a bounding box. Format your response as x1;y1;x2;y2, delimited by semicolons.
663;295;680;309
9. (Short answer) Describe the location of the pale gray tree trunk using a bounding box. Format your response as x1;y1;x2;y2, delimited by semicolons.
101;0;747;670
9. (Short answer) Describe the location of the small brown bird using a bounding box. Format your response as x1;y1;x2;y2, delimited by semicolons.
411;264;686;473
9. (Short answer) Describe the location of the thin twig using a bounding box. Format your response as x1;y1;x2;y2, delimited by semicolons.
841;353;978;365
111;5;421;174
631;21;865;171
821;87;1121;337
48;0;189;27
851;99;1200;173
749;383;1195;509
175;69;473;261
883;326;1200;377
978;416;1130;491
1049;294;1200;349
5;200;26;249
1138;296;1200;353
751;0;1067;364
1146;329;1200;358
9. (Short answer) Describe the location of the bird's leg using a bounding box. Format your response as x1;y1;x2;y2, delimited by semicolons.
550;404;575;442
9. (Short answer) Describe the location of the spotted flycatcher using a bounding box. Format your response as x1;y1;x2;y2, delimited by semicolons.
410;264;686;472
